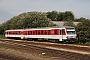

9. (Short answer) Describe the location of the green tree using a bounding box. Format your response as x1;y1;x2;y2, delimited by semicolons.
76;20;90;44
21;12;53;28
46;11;74;21
57;12;64;21
63;11;74;21
74;17;87;22
46;11;58;21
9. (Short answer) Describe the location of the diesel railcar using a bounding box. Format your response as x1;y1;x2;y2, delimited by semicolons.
5;26;77;42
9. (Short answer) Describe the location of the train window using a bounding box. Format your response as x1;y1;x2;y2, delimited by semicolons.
5;32;8;34
37;30;40;35
60;30;62;35
62;29;66;35
67;31;75;34
54;30;58;35
48;30;50;35
33;31;36;35
28;31;32;35
12;31;15;34
9;31;14;35
35;31;37;35
41;30;43;35
9;32;11;34
33;30;37;35
16;31;20;35
43;30;47;35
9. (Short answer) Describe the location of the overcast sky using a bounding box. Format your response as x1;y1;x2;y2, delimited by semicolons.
0;0;90;24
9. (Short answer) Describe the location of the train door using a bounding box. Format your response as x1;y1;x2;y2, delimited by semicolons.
62;29;66;41
59;29;66;41
59;29;63;41
21;31;25;39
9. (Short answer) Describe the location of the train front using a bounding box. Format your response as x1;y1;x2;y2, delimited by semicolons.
65;26;77;42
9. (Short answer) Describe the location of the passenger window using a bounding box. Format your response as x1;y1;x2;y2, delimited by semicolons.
9;32;11;34
62;29;66;35
10;31;14;35
48;30;50;35
43;30;47;35
6;32;8;34
28;31;32;35
12;31;14;34
41;30;43;35
16;31;20;35
37;30;40;35
54;30;57;35
60;30;62;35
33;31;36;35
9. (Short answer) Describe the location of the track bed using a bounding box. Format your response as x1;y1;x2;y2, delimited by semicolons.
0;38;90;60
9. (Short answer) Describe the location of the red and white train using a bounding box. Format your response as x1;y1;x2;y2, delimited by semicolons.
5;26;77;42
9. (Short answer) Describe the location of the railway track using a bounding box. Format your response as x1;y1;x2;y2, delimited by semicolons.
0;38;90;60
0;38;90;54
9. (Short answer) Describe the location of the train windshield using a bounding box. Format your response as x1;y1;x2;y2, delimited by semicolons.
66;28;76;34
67;31;75;34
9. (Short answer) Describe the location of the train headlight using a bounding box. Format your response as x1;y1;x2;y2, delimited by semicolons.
67;36;76;39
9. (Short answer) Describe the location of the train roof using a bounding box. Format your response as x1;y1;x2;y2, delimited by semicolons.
5;26;75;31
25;26;75;29
24;26;75;30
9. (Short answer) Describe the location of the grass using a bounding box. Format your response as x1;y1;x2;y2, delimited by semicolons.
85;42;90;45
0;34;6;38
